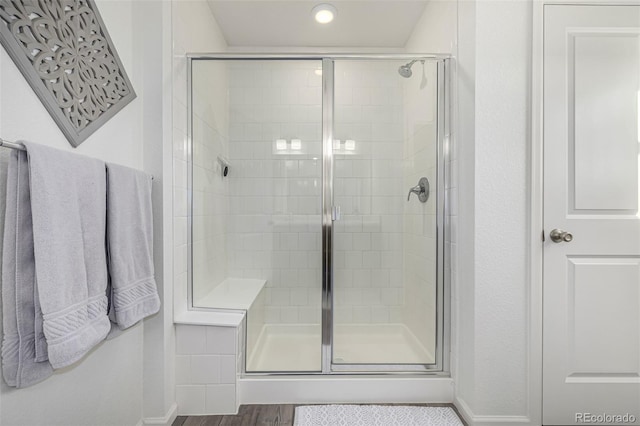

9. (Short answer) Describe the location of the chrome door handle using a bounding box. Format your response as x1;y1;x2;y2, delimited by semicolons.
550;229;573;243
331;205;341;221
407;177;430;203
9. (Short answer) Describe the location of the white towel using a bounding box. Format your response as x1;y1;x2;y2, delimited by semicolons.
106;163;160;329
1;150;53;387
22;142;111;369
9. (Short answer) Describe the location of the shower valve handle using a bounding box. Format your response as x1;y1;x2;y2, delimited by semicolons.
407;177;430;203
407;185;422;201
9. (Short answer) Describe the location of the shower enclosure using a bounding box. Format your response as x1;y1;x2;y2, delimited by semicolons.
187;55;448;374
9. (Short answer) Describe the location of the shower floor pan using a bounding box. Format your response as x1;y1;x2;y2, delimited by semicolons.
246;323;434;372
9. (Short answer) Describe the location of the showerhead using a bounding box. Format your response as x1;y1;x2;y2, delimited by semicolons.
397;59;424;78
398;63;413;78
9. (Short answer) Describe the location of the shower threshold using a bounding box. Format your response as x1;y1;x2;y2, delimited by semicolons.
246;323;434;373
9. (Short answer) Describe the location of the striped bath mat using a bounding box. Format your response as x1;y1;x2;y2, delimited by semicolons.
294;405;463;426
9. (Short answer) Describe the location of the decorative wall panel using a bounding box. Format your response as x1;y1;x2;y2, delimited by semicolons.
0;0;136;147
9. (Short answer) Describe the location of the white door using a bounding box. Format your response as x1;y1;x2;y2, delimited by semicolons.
544;5;640;425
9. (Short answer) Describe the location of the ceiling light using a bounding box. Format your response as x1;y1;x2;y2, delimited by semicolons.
313;4;337;24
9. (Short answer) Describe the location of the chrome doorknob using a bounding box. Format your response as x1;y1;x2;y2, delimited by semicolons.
550;229;573;243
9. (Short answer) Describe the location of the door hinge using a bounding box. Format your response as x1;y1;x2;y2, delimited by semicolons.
542;229;545;242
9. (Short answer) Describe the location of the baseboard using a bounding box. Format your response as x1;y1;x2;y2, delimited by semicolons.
454;396;474;425
144;402;178;426
471;414;531;425
454;397;532;426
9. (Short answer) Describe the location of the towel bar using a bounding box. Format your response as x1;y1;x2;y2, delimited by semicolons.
0;137;154;180
0;137;26;151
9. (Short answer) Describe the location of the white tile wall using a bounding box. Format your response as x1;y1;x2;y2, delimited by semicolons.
172;0;229;316
176;385;206;415
180;57;443;371
176;325;206;355
205;384;237;414
175;324;239;415
206;326;236;354
220;356;236;384
332;61;407;326
190;356;221;384
191;60;230;304
401;61;439;357
226;61;324;327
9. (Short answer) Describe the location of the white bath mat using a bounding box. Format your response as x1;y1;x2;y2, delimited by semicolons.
294;405;463;426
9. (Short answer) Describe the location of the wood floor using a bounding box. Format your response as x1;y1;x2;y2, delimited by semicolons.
172;405;293;426
172;403;467;426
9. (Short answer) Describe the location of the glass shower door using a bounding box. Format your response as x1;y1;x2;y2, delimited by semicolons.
331;59;441;368
189;56;446;375
190;59;324;372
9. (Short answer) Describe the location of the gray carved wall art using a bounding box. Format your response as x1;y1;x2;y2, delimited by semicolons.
0;0;136;147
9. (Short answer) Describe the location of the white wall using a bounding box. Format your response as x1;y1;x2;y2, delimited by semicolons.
135;0;176;422
0;1;165;424
470;0;531;419
406;0;458;55
452;0;479;419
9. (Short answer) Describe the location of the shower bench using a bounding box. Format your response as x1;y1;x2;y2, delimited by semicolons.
174;278;267;416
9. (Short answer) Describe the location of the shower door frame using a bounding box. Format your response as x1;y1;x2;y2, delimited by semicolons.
186;54;451;375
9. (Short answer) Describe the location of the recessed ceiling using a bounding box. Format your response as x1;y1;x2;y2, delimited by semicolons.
206;1;429;48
